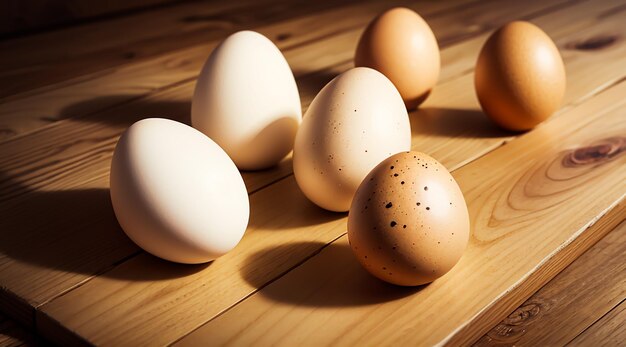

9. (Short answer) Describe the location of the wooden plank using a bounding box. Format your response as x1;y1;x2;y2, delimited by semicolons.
0;0;412;137
0;0;187;37
0;313;33;347
1;0;622;330
37;59;626;347
0;0;576;140
475;221;626;346
0;0;507;327
172;80;626;347
568;300;626;346
0;0;614;201
0;0;371;99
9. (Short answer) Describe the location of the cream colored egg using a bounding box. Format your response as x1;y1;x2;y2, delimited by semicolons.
293;67;411;212
348;151;470;286
110;118;249;264
192;30;301;170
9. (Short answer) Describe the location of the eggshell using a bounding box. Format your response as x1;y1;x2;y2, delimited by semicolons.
293;67;411;212
355;7;440;110
348;151;469;286
475;21;566;131
192;30;301;170
110;118;249;264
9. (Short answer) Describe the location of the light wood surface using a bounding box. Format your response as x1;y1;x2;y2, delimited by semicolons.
0;0;624;345
2;0;599;322
475;221;626;346
173;80;626;347
1;0;544;139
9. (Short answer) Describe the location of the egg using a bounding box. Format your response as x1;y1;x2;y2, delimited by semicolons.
348;151;469;286
293;67;411;212
192;30;301;170
355;7;440;110
110;118;249;264
475;21;566;131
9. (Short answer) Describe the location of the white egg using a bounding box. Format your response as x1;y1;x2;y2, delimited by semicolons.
293;67;412;212
109;118;249;264
192;30;302;170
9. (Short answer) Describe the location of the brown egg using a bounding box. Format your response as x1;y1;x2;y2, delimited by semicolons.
348;151;470;286
475;21;566;131
355;7;440;110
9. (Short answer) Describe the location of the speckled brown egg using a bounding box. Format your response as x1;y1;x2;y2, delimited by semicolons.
347;151;469;286
475;21;566;131
355;7;440;110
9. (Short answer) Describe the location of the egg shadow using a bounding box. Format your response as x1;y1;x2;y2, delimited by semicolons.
410;107;513;139
293;63;348;111
0;173;209;282
56;95;191;127
241;241;423;307
237;116;298;185
56;95;299;199
247;176;344;230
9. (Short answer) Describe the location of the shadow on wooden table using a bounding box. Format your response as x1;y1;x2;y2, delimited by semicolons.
242;241;423;307
0;174;207;281
295;67;343;107
248;177;344;230
57;95;191;127
410;107;512;138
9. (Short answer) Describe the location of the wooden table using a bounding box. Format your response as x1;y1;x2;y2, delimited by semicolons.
1;0;624;345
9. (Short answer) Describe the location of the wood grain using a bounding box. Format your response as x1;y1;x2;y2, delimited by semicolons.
0;0;374;98
0;0;578;140
0;0;192;37
568;300;626;346
2;0;624;331
0;0;597;324
173;80;626;347
1;0;619;204
0;0;622;344
475;221;626;346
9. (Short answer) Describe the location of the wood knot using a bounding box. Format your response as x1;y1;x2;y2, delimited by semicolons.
567;35;619;50
563;137;626;167
276;33;291;41
503;302;543;326
482;300;549;344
